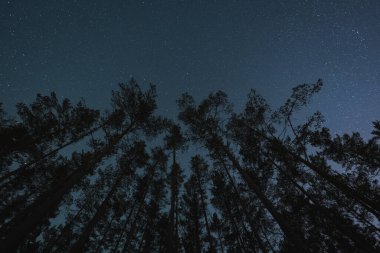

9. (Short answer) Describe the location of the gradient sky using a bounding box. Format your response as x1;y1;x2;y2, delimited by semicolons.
1;0;379;137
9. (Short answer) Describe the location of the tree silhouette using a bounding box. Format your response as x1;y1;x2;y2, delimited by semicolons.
0;78;379;252
165;124;185;253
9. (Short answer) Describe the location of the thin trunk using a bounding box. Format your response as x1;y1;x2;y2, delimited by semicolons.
228;180;266;252
223;173;260;251
350;210;380;235
0;125;133;252
212;136;309;252
0;123;104;184
218;157;267;252
70;171;125;252
47;205;86;252
247;124;380;217
174;196;179;248
216;229;225;253
196;178;215;252
295;151;380;217
261;227;276;253
287;117;380;217
119;164;156;253
192;190;202;253
0;164;89;251
138;221;149;252
252;225;267;253
112;200;137;253
266;154;379;253
169;148;179;252
94;214;115;253
122;196;147;252
222;194;245;252
112;167;156;252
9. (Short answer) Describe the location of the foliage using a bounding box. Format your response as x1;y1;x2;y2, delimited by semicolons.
0;78;379;252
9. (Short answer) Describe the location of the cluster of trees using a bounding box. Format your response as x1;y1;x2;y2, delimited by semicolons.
0;79;379;252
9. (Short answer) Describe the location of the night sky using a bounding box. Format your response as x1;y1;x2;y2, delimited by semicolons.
1;0;380;136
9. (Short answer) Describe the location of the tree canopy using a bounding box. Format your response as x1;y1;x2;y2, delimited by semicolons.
0;79;379;252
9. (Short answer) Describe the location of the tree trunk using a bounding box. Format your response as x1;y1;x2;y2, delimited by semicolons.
294;151;380;217
118;164;156;252
266;153;379;253
94;214;115;253
0;123;104;184
246;124;380;217
111;199;137;253
0;126;133;252
217;156;268;253
222;194;246;252
47;204;86;252
122;200;146;252
69;171;125;253
194;169;216;253
213;136;310;252
168;149;179;253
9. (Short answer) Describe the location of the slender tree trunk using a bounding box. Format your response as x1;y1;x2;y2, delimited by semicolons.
116;163;156;253
0;125;133;252
112;200;138;253
246;124;380;217
168;149;179;253
222;194;245;252
192;191;202;253
94;214;115;253
261;227;276;253
46;205;86;252
138;221;149;252
194;169;216;252
217;156;267;252
251;225;268;253
266;154;379;253
0;123;104;184
122;202;145;252
223;175;258;251
294;151;380;217
216;229;225;253
70;171;125;252
211;135;310;252
0;164;89;251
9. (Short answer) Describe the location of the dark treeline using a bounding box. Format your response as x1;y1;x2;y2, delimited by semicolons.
0;79;379;252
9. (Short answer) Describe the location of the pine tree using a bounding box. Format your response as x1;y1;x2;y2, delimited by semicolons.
1;78;379;252
190;155;217;253
177;91;310;252
69;141;148;252
165;124;185;253
181;174;203;253
0;79;164;251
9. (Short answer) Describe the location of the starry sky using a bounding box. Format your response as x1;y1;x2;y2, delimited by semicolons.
1;0;380;137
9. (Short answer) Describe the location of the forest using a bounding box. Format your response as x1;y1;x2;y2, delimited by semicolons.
0;79;379;252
